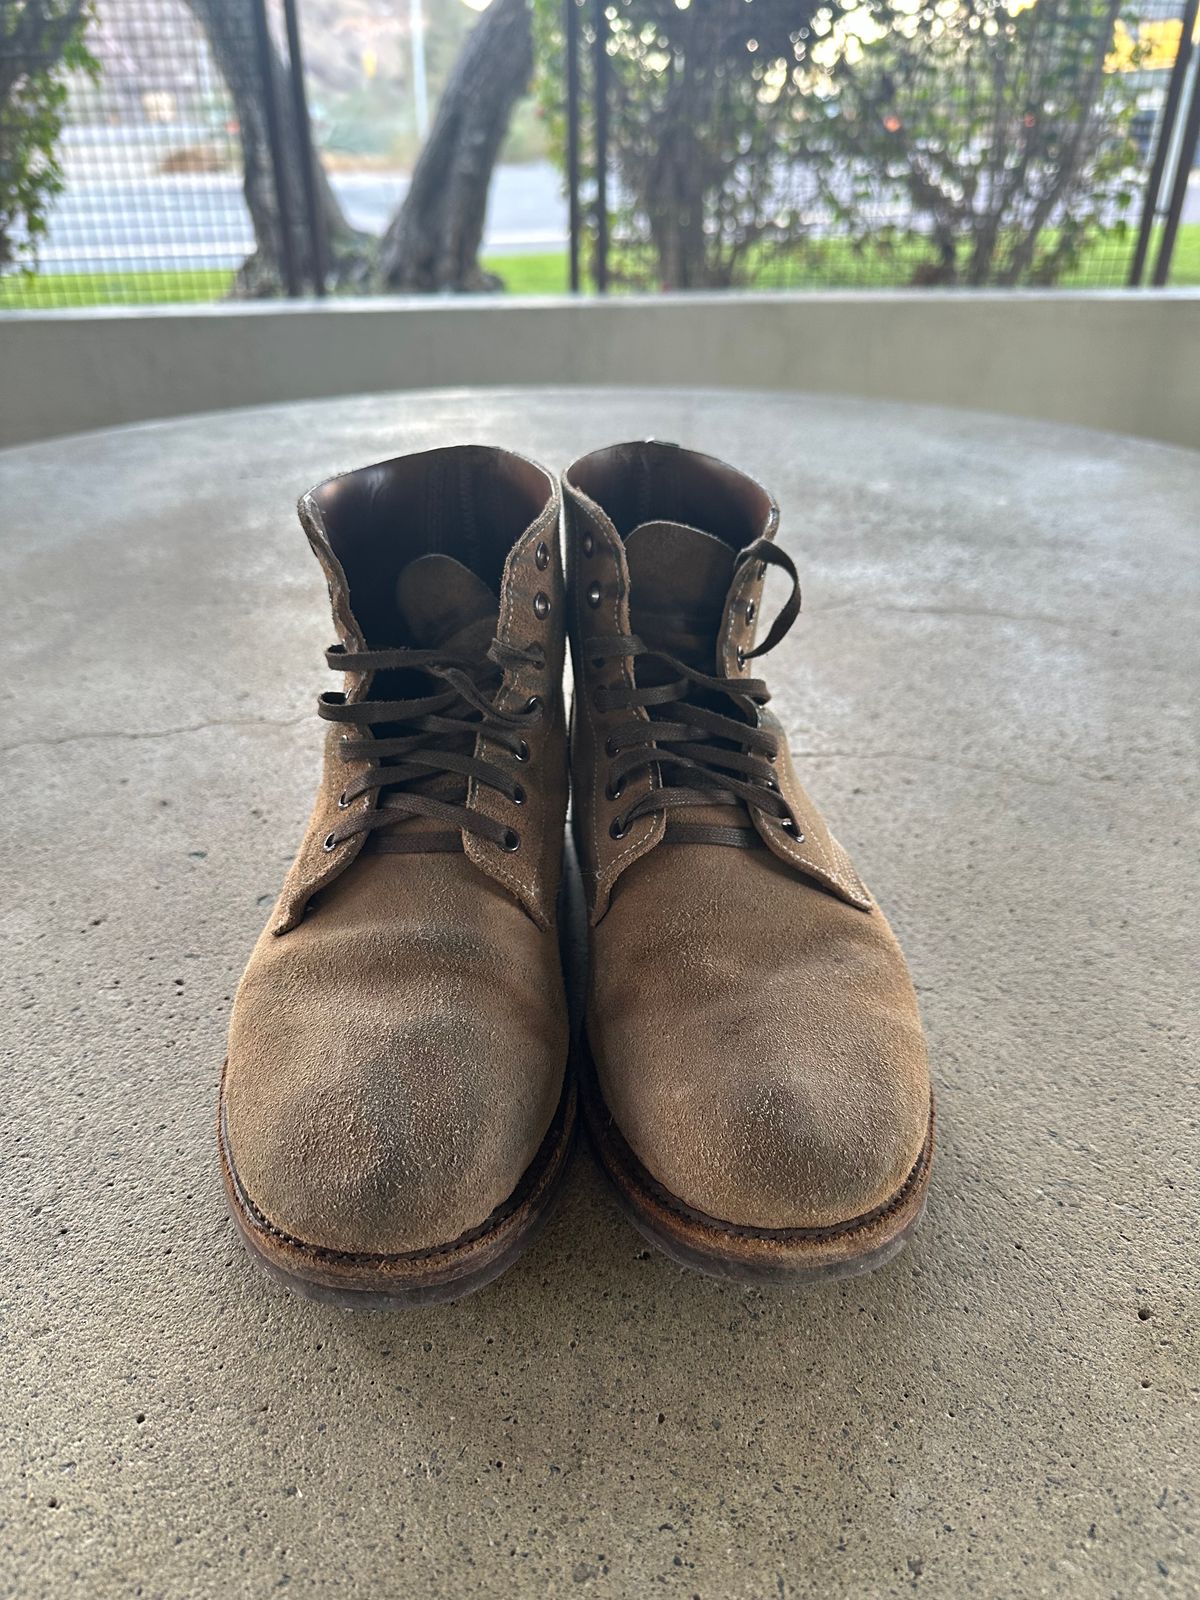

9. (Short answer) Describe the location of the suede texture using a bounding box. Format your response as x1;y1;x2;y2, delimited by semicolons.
223;446;569;1256
563;441;931;1232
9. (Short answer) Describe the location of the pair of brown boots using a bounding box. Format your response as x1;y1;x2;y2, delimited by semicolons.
219;441;933;1305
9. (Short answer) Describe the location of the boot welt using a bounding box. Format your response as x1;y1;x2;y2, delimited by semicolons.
580;1040;933;1284
218;1071;577;1308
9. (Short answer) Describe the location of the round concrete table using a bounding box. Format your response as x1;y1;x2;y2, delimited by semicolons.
3;389;1196;1599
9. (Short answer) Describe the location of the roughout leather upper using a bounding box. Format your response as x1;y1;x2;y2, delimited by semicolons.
564;441;931;1232
223;445;569;1256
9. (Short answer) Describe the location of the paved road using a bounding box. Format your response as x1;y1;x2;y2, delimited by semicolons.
28;123;1200;277
37;139;568;273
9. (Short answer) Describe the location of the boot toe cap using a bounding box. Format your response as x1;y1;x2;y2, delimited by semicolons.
613;1057;930;1233
592;936;930;1231
223;987;563;1257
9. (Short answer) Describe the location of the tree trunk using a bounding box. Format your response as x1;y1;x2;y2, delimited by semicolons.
379;0;531;293
184;0;371;295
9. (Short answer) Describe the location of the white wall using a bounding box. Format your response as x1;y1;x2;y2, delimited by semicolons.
2;289;1197;450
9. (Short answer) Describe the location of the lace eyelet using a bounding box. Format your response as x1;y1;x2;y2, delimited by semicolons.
533;591;551;620
605;736;618;758
337;790;350;809
736;647;747;668
515;740;530;763
609;816;628;840
535;541;550;571
322;832;339;852
763;777;779;792
780;818;803;838
746;600;756;623
767;749;777;764
582;533;595;557
526;695;543;715
605;776;625;801
512;784;526;806
502;829;521;852
586;582;603;609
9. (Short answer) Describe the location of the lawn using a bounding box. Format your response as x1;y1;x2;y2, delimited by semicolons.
0;268;235;309
2;226;1195;309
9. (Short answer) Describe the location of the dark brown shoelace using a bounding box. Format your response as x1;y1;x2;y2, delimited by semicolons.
317;638;545;855
589;539;805;848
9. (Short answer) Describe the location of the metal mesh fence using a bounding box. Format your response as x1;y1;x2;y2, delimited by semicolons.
1;0;1196;306
577;0;1198;293
1;0;257;307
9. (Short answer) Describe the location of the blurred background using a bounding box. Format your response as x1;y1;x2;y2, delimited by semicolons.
2;0;1198;311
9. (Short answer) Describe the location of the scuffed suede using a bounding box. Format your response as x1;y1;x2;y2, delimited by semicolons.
226;857;566;1255
563;441;931;1234
222;445;569;1258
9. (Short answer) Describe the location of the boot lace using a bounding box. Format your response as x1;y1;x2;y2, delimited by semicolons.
590;540;804;848
317;637;545;854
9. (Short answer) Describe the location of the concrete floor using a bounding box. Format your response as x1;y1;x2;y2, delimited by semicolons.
1;388;1196;1599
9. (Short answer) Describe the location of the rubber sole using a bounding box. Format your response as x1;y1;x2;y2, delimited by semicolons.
218;1073;577;1308
579;1039;934;1284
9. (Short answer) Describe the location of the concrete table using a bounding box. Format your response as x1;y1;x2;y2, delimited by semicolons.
2;389;1196;1600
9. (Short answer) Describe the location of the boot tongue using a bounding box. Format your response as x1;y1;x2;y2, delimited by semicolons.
394;552;499;655
368;553;499;838
624;520;750;834
624;520;735;671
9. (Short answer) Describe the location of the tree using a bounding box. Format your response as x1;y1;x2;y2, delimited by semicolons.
183;0;371;294
378;0;532;292
535;0;822;290
790;0;1142;285
0;0;96;273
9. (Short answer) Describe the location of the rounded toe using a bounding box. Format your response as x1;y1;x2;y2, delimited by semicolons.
593;983;930;1234
621;1061;929;1232
223;1009;562;1259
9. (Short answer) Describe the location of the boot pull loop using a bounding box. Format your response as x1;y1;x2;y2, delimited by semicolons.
736;540;802;661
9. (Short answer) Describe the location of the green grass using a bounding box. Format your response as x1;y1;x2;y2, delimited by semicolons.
2;224;1195;309
0;267;234;309
491;223;1200;293
482;252;571;294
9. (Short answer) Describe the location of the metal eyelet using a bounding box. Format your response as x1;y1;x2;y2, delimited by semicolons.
526;695;543;715
763;777;779;792
605;776;625;801
582;533;595;557
322;832;339;851
609;816;628;840
512;784;526;806
766;749;777;764
604;736;618;758
337;790;350;809
746;599;756;623
502;828;521;852
535;541;550;571
586;582;603;608
757;561;767;580
780;818;803;839
515;740;530;762
533;592;551;619
737;647;747;668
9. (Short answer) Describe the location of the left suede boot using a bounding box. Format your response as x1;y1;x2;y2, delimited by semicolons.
220;446;574;1305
